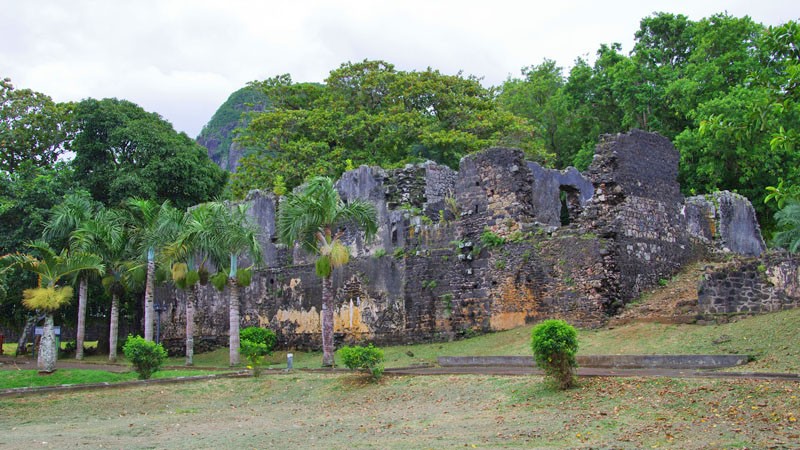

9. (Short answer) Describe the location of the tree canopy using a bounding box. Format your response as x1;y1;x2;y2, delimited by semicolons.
71;98;228;209
495;13;799;230
0;78;75;173
231;60;543;197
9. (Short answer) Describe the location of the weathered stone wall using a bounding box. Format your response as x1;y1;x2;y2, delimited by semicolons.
154;130;784;354
685;191;766;257
580;130;701;307
455;148;535;237
698;253;800;315
527;162;594;227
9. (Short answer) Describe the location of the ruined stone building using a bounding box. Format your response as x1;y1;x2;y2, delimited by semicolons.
156;130;798;353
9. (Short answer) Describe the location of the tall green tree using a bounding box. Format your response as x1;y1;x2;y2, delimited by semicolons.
498;59;571;166
125;199;183;341
0;77;75;173
43;192;99;359
71;207;129;361
204;202;263;366
760;21;800;151
0;161;75;334
1;242;103;372
675;18;799;227
166;203;219;366
278;177;377;366
70;98;227;208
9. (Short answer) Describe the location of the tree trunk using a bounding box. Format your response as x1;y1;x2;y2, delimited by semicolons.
16;313;40;355
186;285;197;366
144;252;155;341
228;278;240;366
38;313;57;372
76;276;88;360
108;293;119;362
321;275;335;367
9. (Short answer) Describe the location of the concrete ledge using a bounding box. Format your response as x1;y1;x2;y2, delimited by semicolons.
438;356;534;367
438;354;751;369
577;354;751;369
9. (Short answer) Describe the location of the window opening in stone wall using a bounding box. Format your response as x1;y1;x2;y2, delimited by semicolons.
559;186;581;226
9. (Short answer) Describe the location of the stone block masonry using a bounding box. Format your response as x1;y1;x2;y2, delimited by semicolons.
698;253;799;315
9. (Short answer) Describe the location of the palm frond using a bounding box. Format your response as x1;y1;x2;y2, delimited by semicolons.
278;176;378;256
57;251;105;281
1;242;102;288
328;241;350;269
773;200;800;253
22;286;73;312
43;192;96;245
335;200;379;242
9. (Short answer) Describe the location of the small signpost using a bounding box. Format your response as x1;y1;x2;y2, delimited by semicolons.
33;326;61;357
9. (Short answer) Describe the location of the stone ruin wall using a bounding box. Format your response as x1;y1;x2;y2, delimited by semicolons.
698;253;800;316
156;130;789;355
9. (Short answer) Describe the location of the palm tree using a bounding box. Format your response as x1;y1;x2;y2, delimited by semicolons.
165;203;218;366
773;200;800;253
1;242;104;372
43;192;98;360
205;202;263;366
125;199;183;341
277;176;377;367
71;208;129;361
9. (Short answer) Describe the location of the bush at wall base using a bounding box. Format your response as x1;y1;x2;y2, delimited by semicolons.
337;344;385;381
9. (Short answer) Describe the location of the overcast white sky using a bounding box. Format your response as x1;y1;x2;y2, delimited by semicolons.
3;0;796;138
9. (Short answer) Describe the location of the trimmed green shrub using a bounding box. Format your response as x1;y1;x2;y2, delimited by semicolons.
240;326;277;376
530;319;578;390
122;335;168;380
337;344;385;381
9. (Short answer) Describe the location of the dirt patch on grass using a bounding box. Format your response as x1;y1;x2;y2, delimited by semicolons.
610;262;718;326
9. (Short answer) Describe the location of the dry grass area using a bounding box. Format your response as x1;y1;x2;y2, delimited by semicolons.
2;372;798;449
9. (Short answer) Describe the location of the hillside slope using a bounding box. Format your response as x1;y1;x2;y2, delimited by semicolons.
196;85;270;171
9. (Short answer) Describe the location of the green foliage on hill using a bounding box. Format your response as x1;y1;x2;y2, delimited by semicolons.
196;85;271;169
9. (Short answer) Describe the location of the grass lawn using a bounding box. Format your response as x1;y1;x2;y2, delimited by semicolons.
1;371;797;448
2;308;799;447
0;369;220;390
135;307;798;373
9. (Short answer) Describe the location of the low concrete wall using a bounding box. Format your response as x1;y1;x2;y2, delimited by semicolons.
438;354;750;369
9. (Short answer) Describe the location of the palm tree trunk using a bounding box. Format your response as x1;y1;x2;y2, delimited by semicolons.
144;252;155;341
38;313;57;372
321;275;335;367
228;278;240;366
186;285;197;366
108;293;119;362
76;276;88;360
